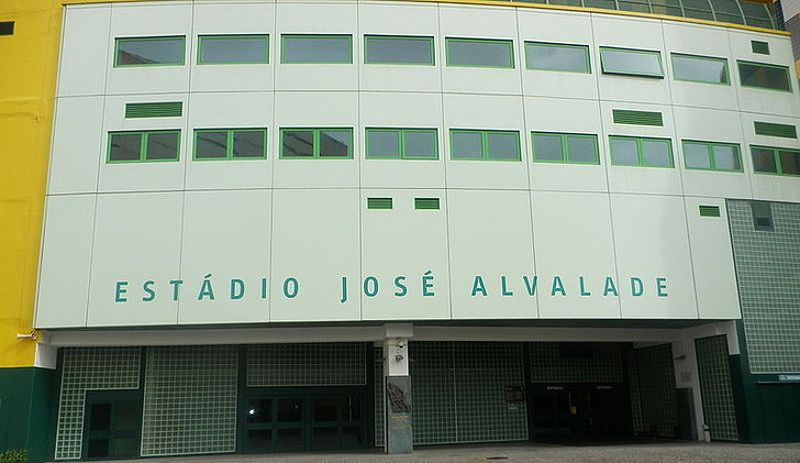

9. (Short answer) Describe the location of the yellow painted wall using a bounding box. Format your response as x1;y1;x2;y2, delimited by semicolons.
0;0;61;368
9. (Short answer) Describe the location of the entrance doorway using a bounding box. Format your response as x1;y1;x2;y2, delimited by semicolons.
241;389;368;453
529;384;631;442
82;391;141;460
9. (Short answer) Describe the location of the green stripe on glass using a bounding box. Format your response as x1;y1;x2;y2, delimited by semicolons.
125;101;183;118
613;109;663;126
367;198;393;210
699;205;721;217
415;198;440;210
754;121;797;139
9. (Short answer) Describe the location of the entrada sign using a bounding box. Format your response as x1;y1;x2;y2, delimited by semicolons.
113;274;669;303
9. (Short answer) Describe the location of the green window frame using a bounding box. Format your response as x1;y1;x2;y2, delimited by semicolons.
531;132;600;165
445;37;515;69
365;128;438;160
280;34;353;64
107;130;181;163
524;42;591;74
737;60;792;92
193;128;267;161
671;53;730;85
197;34;269;65
363;35;435;66
450;129;521;161
114;36;186;67
609;135;674;168
280;128;354;159
599;46;664;78
750;145;800;176
681;140;742;172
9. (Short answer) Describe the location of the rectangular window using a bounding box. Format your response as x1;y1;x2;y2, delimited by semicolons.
198;35;269;64
750;201;773;231
367;198;393;210
445;38;514;68
364;35;434;65
125;102;183;119
194;128;267;160
108;130;180;163
738;61;791;92
415;198;440;210
366;128;438;160
698;205;721;217
281;128;353;158
612;109;663;126
671;53;729;84
751;40;770;55
754;121;797;139
450;129;520;161
609;135;673;168
115;36;185;67
525;42;590;73
0;21;14;36
281;35;352;64
751;145;800;176
682;140;742;172
599;47;663;78
532;132;599;164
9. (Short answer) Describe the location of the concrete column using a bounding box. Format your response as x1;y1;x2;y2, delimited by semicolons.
383;324;413;454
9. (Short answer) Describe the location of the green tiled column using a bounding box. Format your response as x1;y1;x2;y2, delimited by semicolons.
695;335;739;441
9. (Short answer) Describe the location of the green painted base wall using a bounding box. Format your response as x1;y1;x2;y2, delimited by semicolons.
0;367;56;463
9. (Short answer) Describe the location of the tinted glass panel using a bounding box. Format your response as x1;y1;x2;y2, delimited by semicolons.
779;150;800;175
319;130;352;157
196;131;228;159
87;438;110;458
738;62;791;91
247;399;272;424
713;145;740;171
116;37;184;66
233;130;265;158
277;398;303;422
313;397;338;422
90;404;112;431
487;132;520;160
146;132;179;160
567;136;598;163
277;428;303;451
447;39;513;68
113;401;139;431
533;134;563;161
282;36;351;63
246;429;272;450
282;130;314;157
752;147;777;172
200;35;268;64
341;426;362;448
343;396;361;421
404;131;437;159
610;138;638;165
109;133;142;161
367;130;400;158
451;132;483;159
526;43;589;73
312;427;339;450
642;139;672;167
672;54;728;83
110;437;137;458
683;142;712;169
601;48;662;77
366;36;433;65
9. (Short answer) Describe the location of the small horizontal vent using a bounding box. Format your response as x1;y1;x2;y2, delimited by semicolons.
613;109;663;126
751;40;769;55
125;102;183;119
0;21;14;36
415;198;440;210
754;121;797;139
367;198;392;210
699;205;720;217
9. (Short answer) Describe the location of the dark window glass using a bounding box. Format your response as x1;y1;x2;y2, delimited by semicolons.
247;399;273;424
751;201;773;231
146;132;179;160
738;62;791;91
365;36;433;65
109;133;142;161
343;396;362;421
282;130;314;157
447;39;513;68
779;150;800;175
313;397;338;422
196;131;228;159
199;35;268;64
246;429;272;450
0;22;14;36
90;404;112;431
277;398;302;422
87;439;110;458
233;130;265;158
751;147;778;172
312;427;339;450
277;428;303;451
116;37;185;66
319;130;352;157
282;35;351;63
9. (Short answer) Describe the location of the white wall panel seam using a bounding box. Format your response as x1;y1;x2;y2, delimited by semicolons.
267;0;279;322
356;0;365;321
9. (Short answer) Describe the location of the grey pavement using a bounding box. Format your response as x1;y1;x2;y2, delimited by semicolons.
103;442;800;463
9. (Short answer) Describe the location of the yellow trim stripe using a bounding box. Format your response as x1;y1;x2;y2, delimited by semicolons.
62;0;790;36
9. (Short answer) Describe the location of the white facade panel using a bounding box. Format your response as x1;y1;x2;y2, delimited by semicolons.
178;190;271;324
532;192;621;319
48;97;104;195
360;189;450;320
57;5;111;98
87;192;183;327
35;195;95;328
447;190;538;319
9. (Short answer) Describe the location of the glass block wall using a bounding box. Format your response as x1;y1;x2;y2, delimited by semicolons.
634;344;679;438
695;335;739;441
513;0;777;29
55;347;142;460
247;342;367;386
728;200;800;374
140;345;238;457
530;342;624;383
626;350;645;435
409;342;528;445
374;347;385;447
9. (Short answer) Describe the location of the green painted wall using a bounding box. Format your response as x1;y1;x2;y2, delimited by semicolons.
0;367;56;463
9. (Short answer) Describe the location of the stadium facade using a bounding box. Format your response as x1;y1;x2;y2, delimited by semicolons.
0;0;799;461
